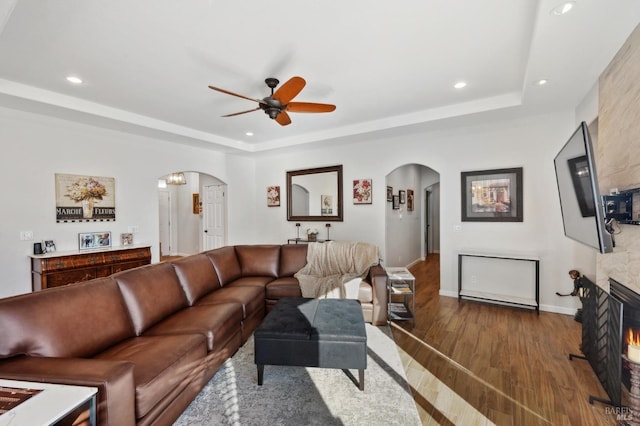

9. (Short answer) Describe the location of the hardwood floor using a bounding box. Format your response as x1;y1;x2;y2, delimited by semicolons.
390;254;617;425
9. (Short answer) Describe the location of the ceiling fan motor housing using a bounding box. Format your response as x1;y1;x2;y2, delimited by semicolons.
261;97;283;119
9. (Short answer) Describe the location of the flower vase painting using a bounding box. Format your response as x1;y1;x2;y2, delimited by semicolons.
55;174;116;222
353;179;372;204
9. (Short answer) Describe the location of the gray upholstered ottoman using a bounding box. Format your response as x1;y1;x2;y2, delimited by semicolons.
254;297;367;390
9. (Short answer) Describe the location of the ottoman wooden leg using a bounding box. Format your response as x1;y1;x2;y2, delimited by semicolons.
257;364;264;385
359;369;365;391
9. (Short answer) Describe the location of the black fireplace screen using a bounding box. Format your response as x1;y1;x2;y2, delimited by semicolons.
575;275;622;407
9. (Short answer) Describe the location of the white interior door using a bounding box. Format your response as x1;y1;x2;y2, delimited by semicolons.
158;190;171;256
203;184;226;250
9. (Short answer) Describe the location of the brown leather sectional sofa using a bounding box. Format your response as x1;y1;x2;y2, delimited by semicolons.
0;244;387;426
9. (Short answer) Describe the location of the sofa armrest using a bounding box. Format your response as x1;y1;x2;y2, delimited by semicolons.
0;356;135;426
368;264;388;325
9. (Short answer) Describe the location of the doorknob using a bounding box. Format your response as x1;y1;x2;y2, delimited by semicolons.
204;230;208;233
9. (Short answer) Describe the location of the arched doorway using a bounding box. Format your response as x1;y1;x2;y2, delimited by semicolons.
158;171;227;259
385;163;440;267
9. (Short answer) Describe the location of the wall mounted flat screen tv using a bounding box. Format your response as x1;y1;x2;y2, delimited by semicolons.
554;121;613;254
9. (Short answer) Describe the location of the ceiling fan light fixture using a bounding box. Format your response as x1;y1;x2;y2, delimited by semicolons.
266;108;280;119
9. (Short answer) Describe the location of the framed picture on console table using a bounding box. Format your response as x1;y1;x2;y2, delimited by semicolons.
461;167;523;222
79;232;111;250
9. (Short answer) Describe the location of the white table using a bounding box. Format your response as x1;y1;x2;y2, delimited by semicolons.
0;379;97;426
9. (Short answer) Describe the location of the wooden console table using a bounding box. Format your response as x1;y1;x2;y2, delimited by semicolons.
30;245;151;291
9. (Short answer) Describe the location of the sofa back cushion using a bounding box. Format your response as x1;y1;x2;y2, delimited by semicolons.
279;244;308;277
115;262;189;335
0;277;134;358
205;246;242;286
172;254;222;305
235;245;280;278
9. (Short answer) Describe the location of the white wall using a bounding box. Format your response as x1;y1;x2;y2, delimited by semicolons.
252;111;590;314
0;102;597;314
0;106;255;297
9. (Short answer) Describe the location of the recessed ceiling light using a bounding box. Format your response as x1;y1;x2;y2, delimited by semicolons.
536;79;549;86
66;76;83;84
551;1;575;15
453;81;467;89
245;132;254;136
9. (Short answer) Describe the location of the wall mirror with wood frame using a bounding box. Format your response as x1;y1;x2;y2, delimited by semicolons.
287;165;343;221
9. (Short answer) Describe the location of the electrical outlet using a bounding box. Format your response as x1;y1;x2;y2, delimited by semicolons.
20;231;34;241
453;224;462;232
471;275;478;284
128;226;139;234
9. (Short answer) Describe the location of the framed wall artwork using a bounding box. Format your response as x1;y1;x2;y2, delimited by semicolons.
387;186;393;202
353;179;372;204
121;233;134;246
392;195;400;210
79;232;111;250
267;186;280;207
407;189;414;211
399;190;406;204
192;193;201;214
461;167;523;222
55;174;115;223
44;240;56;253
321;195;333;215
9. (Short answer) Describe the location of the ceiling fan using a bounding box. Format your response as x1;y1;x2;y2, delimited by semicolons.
208;76;336;126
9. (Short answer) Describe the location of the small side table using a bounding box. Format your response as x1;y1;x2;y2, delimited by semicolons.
0;379;97;425
385;267;416;325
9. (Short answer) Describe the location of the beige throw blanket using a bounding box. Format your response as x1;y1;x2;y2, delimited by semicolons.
294;241;379;299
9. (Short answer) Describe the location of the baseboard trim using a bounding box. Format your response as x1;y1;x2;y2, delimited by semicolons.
438;291;577;316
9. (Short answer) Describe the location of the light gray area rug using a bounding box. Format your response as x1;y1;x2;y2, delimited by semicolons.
174;324;421;426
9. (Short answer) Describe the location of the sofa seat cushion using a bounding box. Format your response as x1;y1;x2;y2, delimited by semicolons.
95;334;206;419
266;277;303;300
358;281;373;303
143;303;243;352
195;286;264;320
226;276;273;288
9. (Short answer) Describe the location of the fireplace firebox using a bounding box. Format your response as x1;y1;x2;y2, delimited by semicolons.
610;278;640;393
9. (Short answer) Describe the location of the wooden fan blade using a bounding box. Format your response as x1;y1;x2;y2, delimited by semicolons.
286;102;336;113
208;85;266;105
222;107;260;117
276;110;292;126
273;76;306;104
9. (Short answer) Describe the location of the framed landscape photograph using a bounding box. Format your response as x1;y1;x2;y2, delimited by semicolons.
79;231;111;250
461;167;523;222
